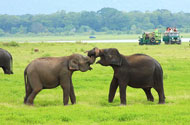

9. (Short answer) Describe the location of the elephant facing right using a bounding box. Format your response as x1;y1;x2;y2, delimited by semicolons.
87;47;165;105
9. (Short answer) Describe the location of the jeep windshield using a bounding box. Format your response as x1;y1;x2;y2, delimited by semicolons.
168;33;179;37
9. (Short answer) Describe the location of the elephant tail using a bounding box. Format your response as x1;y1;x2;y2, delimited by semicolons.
24;67;28;94
154;62;165;98
154;62;163;85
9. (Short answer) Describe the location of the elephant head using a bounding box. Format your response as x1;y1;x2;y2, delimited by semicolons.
69;54;96;72
87;48;122;66
86;47;100;57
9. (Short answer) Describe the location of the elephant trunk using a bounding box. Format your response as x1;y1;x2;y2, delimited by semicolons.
88;56;96;64
87;47;102;57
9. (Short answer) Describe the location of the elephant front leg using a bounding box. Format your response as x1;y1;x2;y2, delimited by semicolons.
60;76;71;106
70;81;76;104
108;77;118;103
143;88;154;102
119;82;127;105
61;84;70;105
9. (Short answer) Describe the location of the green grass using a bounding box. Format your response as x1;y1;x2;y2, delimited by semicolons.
0;42;190;124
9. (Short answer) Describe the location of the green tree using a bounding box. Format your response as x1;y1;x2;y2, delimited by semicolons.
0;28;5;36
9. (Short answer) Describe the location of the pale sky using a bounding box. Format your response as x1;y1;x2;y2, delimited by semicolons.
0;0;190;15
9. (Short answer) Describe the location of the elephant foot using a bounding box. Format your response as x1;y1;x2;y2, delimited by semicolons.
120;104;126;106
108;98;114;103
25;102;34;106
158;100;165;104
148;98;154;102
64;102;69;106
24;97;28;104
158;102;165;104
71;102;76;105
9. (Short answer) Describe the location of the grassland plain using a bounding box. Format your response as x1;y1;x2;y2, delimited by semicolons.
0;42;190;125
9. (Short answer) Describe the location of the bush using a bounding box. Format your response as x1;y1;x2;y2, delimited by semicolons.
2;41;19;47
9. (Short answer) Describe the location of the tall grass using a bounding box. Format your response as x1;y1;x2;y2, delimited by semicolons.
0;42;190;124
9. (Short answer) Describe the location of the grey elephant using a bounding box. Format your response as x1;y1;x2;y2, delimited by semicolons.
24;54;95;105
0;48;13;74
87;47;165;105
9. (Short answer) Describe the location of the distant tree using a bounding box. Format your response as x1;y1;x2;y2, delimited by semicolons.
129;25;137;34
63;24;76;32
30;22;47;33
0;8;190;35
78;25;92;32
0;28;5;36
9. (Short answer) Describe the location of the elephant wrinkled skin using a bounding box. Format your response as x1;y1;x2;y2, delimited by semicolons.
87;47;165;105
24;54;95;105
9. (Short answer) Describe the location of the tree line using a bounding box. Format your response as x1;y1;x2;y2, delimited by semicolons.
0;8;190;36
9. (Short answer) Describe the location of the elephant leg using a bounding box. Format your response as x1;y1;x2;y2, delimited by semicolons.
108;77;118;103
24;82;33;104
60;76;71;106
154;86;165;104
143;88;154;102
26;76;42;105
26;88;42;105
119;82;127;105
70;81;76;104
2;67;8;74
61;85;70;105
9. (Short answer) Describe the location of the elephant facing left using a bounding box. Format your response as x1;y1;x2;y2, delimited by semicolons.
87;47;165;105
24;54;96;106
0;48;13;74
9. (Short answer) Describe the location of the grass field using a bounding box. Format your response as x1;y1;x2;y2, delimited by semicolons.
0;42;190;124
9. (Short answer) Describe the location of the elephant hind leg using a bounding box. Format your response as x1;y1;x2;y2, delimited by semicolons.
26;88;42;105
143;87;154;102
154;86;165;104
25;76;43;105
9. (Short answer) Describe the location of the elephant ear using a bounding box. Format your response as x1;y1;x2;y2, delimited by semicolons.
69;58;79;70
106;48;122;66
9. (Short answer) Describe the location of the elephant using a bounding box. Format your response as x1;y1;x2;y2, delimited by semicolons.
87;47;165;105
0;48;13;74
24;54;96;105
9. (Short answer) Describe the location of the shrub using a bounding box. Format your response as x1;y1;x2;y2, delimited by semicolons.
2;41;19;47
